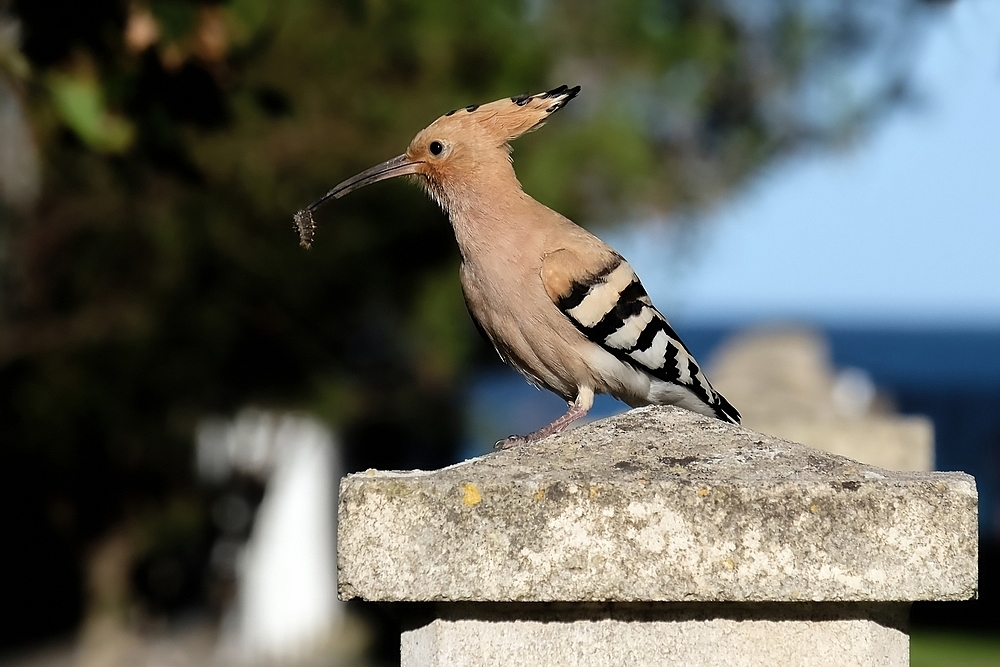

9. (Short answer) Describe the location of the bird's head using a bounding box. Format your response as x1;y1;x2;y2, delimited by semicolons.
294;85;580;247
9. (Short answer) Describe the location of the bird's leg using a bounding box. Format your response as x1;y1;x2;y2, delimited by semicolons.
496;387;594;450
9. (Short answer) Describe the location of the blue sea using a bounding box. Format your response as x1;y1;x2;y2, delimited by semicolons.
463;326;1000;536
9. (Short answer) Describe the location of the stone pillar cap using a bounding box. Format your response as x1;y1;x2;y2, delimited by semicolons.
338;406;977;603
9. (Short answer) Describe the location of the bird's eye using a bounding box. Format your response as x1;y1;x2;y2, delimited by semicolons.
429;141;443;156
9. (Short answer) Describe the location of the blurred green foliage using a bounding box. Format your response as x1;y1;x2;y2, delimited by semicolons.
911;631;1000;667
0;0;934;645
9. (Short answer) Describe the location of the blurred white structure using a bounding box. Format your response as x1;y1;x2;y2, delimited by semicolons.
197;410;342;664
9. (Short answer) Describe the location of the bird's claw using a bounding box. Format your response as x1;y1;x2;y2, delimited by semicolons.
495;435;528;450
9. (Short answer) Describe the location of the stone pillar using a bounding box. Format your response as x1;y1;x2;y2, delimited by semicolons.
338;406;977;667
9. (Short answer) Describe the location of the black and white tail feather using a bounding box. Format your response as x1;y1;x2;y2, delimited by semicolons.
556;257;741;424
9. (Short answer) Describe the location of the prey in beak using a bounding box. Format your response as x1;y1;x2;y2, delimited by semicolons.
294;154;421;248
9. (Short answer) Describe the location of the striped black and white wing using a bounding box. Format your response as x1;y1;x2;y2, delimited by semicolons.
543;251;740;424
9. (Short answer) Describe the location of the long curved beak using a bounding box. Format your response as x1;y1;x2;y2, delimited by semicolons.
308;154;420;210
294;154;421;248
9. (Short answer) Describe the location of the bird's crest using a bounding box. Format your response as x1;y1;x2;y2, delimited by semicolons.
433;84;580;145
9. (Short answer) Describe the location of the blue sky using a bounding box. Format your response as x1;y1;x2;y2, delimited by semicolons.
613;0;1000;327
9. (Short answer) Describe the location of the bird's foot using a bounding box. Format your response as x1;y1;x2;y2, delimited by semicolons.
493;401;591;451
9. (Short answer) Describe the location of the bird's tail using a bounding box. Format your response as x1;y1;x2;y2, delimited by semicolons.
714;394;741;425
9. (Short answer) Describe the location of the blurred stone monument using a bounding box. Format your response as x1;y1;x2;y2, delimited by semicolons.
708;328;933;472
197;409;367;666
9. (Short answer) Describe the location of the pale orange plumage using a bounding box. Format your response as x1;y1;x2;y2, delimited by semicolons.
297;86;739;448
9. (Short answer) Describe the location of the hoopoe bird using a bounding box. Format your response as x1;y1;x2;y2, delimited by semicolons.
295;85;740;448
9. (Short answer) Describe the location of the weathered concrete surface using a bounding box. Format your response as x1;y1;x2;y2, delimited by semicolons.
401;603;910;667
338;406;977;603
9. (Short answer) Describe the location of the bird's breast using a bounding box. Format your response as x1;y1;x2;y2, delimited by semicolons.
459;258;595;401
